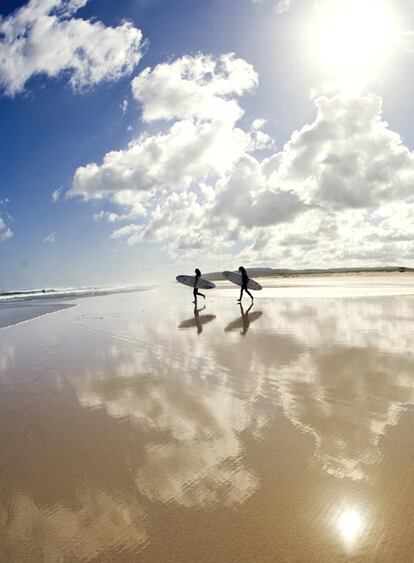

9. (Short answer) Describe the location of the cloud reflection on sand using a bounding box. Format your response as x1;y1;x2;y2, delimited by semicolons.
4;490;147;561
77;294;414;487
79;297;414;484
2;289;414;560
78;356;260;508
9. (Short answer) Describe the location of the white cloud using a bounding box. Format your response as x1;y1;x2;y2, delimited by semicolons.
131;53;258;123
68;49;414;267
43;230;56;242
251;0;293;13
252;118;266;130
0;202;13;242
276;0;292;13
93;203;146;224
0;0;144;96
68;53;257;204
70;119;250;200
51;188;62;203
270;93;414;209
120;99;129;114
250;121;274;151
111;191;207;248
0;223;13;241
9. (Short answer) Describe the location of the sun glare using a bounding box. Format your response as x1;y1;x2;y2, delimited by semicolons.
337;508;364;544
308;0;402;76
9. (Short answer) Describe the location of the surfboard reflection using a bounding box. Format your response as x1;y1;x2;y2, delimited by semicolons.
224;303;263;335
178;305;217;334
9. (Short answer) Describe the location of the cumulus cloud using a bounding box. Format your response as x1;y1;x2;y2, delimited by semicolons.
131;53;258;123
111;89;414;264
0;0;144;96
68;53;258;209
271;93;414;209
68;49;414;267
70;118;250;199
111;191;207;248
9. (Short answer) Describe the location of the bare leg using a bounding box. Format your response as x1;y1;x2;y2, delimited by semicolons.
246;288;254;301
237;288;243;302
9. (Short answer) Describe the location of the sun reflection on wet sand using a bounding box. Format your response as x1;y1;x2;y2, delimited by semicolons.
336;505;366;548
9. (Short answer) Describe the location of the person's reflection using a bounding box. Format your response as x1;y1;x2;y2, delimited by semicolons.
224;303;263;335
193;304;204;334
178;305;216;334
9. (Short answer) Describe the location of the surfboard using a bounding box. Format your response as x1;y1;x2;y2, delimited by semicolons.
176;275;216;290
179;314;216;329
224;311;263;332
222;271;262;290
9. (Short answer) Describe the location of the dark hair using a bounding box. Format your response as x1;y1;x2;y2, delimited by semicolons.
195;268;201;276
239;266;246;274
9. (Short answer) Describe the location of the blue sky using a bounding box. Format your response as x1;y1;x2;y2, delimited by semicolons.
1;0;414;289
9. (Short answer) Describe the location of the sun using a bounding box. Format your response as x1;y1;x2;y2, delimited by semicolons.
308;0;402;77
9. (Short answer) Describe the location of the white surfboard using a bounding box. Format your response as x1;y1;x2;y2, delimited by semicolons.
222;271;262;290
176;275;216;290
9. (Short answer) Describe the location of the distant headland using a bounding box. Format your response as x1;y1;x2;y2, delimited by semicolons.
205;266;414;281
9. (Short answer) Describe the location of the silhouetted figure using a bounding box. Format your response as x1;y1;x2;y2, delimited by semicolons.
224;302;262;334
237;266;254;302
193;268;206;304
178;305;216;334
239;302;253;335
193;304;203;334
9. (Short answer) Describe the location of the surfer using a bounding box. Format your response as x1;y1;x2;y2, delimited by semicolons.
193;268;206;304
238;266;254;302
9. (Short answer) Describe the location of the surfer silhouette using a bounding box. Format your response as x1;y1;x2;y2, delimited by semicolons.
193;304;204;334
239;302;254;334
178;305;216;333
238;266;254;302
224;302;262;333
193;268;206;304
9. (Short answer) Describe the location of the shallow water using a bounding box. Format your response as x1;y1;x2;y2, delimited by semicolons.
0;302;75;329
1;282;414;561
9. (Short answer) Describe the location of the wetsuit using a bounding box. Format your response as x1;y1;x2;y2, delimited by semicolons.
193;272;205;303
238;269;254;301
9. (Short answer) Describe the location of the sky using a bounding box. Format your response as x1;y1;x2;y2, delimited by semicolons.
1;0;414;289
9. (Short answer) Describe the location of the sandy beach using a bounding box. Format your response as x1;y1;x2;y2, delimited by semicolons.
1;274;414;561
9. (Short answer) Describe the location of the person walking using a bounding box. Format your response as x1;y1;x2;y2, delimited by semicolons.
237;266;254;302
193;268;206;304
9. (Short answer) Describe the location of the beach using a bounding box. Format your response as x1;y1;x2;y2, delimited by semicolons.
1;274;414;561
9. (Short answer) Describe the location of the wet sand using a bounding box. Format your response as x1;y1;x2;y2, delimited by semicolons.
0;302;76;330
1;276;414;561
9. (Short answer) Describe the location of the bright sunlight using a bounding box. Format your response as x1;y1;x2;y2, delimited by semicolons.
308;0;402;76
